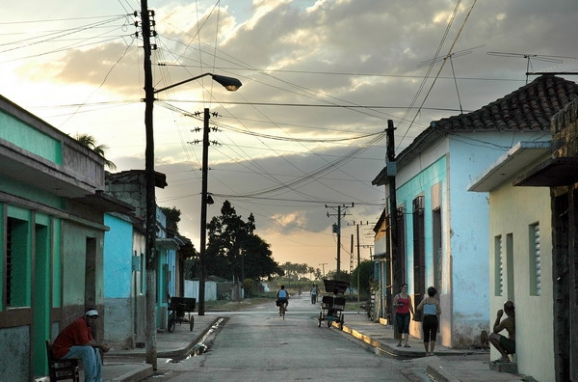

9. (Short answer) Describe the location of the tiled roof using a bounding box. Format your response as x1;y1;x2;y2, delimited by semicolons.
431;75;578;132
372;75;578;186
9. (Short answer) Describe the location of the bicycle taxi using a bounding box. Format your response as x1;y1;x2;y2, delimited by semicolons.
317;279;349;330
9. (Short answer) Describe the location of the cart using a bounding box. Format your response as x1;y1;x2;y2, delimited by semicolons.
317;279;349;330
168;297;196;333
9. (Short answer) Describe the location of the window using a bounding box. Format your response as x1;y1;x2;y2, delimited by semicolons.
432;208;442;291
529;223;542;296
412;196;425;318
494;235;503;296
6;217;29;307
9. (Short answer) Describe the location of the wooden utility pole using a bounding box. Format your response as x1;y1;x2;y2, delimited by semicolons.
326;203;353;280
387;120;401;308
198;108;210;315
140;0;157;369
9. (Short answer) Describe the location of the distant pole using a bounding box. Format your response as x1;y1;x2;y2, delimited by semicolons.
387;120;400;308
319;263;327;276
356;223;361;312
326;203;353;280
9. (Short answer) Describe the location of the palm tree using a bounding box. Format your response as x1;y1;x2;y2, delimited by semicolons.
74;133;117;170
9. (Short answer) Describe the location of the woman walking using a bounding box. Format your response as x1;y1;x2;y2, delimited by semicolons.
393;283;414;347
417;286;441;356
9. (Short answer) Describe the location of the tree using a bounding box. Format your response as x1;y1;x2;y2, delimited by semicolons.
351;260;375;297
74;133;117;170
206;200;282;281
161;206;181;233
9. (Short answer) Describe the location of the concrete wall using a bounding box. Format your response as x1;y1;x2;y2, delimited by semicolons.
104;214;135;347
488;178;554;381
390;130;550;348
0;326;30;382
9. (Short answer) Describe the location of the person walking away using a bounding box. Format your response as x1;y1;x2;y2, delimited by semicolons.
489;301;515;362
276;285;290;315
51;308;110;382
393;283;414;347
417;286;441;356
311;284;318;304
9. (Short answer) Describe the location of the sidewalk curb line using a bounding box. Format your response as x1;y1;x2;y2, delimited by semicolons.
427;364;460;382
109;364;154;382
158;316;223;358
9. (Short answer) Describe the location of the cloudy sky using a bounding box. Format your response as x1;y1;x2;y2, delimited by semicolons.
2;0;577;275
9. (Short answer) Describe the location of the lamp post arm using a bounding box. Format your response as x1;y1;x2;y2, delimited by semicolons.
154;72;214;94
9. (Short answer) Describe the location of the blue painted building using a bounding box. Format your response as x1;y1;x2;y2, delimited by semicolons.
104;171;186;348
372;75;578;348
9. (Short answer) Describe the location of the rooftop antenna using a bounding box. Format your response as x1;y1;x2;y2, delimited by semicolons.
487;51;570;84
418;45;484;114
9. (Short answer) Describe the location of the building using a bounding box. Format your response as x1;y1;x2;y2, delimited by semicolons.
0;94;130;381
512;97;578;382
371;75;578;348
469;141;554;381
104;170;187;344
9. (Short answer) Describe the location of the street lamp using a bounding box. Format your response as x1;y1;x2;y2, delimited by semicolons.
154;72;242;317
154;73;242;94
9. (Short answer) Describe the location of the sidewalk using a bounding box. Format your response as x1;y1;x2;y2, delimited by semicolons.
97;307;525;382
338;310;525;382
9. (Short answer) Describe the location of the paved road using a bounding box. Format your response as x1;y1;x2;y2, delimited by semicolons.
142;294;430;382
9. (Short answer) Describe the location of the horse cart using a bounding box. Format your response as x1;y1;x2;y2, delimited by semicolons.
317;279;349;330
168;296;196;332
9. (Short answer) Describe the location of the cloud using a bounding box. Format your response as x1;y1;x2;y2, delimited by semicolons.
3;0;578;269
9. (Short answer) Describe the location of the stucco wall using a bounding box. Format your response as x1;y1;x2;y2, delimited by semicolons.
104;214;133;298
489;180;554;381
0;326;30;382
104;297;133;348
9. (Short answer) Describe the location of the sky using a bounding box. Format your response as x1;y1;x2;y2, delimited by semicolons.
2;0;578;275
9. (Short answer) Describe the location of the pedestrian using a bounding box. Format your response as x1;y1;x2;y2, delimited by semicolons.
489;301;515;362
276;285;289;315
311;284;319;304
417;286;441;356
393;283;414;347
51;308;110;382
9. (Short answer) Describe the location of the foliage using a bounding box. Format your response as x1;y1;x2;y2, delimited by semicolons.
205;200;283;281
74;133;117;170
161;206;181;233
350;260;375;298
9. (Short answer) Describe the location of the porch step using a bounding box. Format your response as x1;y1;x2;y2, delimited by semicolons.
490;361;518;374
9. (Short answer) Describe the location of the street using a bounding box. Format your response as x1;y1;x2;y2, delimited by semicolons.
143;294;431;382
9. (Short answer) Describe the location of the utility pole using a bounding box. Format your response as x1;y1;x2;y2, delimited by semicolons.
198;108;210;315
140;0;157;369
326;203;353;280
319;263;327;276
348;221;370;313
387;120;400;313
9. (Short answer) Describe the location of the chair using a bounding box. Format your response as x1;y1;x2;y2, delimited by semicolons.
45;341;80;382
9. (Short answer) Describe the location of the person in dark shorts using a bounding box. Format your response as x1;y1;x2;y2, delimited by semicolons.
489;301;516;362
417;286;441;356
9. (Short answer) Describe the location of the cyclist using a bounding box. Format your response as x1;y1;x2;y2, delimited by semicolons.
276;285;290;316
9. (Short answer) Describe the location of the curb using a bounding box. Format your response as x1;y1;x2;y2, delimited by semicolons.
108;364;153;382
426;363;460;382
158;317;223;358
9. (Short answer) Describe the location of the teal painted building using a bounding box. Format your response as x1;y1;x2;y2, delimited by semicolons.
0;94;130;380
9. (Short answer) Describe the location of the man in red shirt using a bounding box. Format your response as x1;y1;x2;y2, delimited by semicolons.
52;309;110;382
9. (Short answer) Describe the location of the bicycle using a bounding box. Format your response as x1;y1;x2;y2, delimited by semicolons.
276;299;288;320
